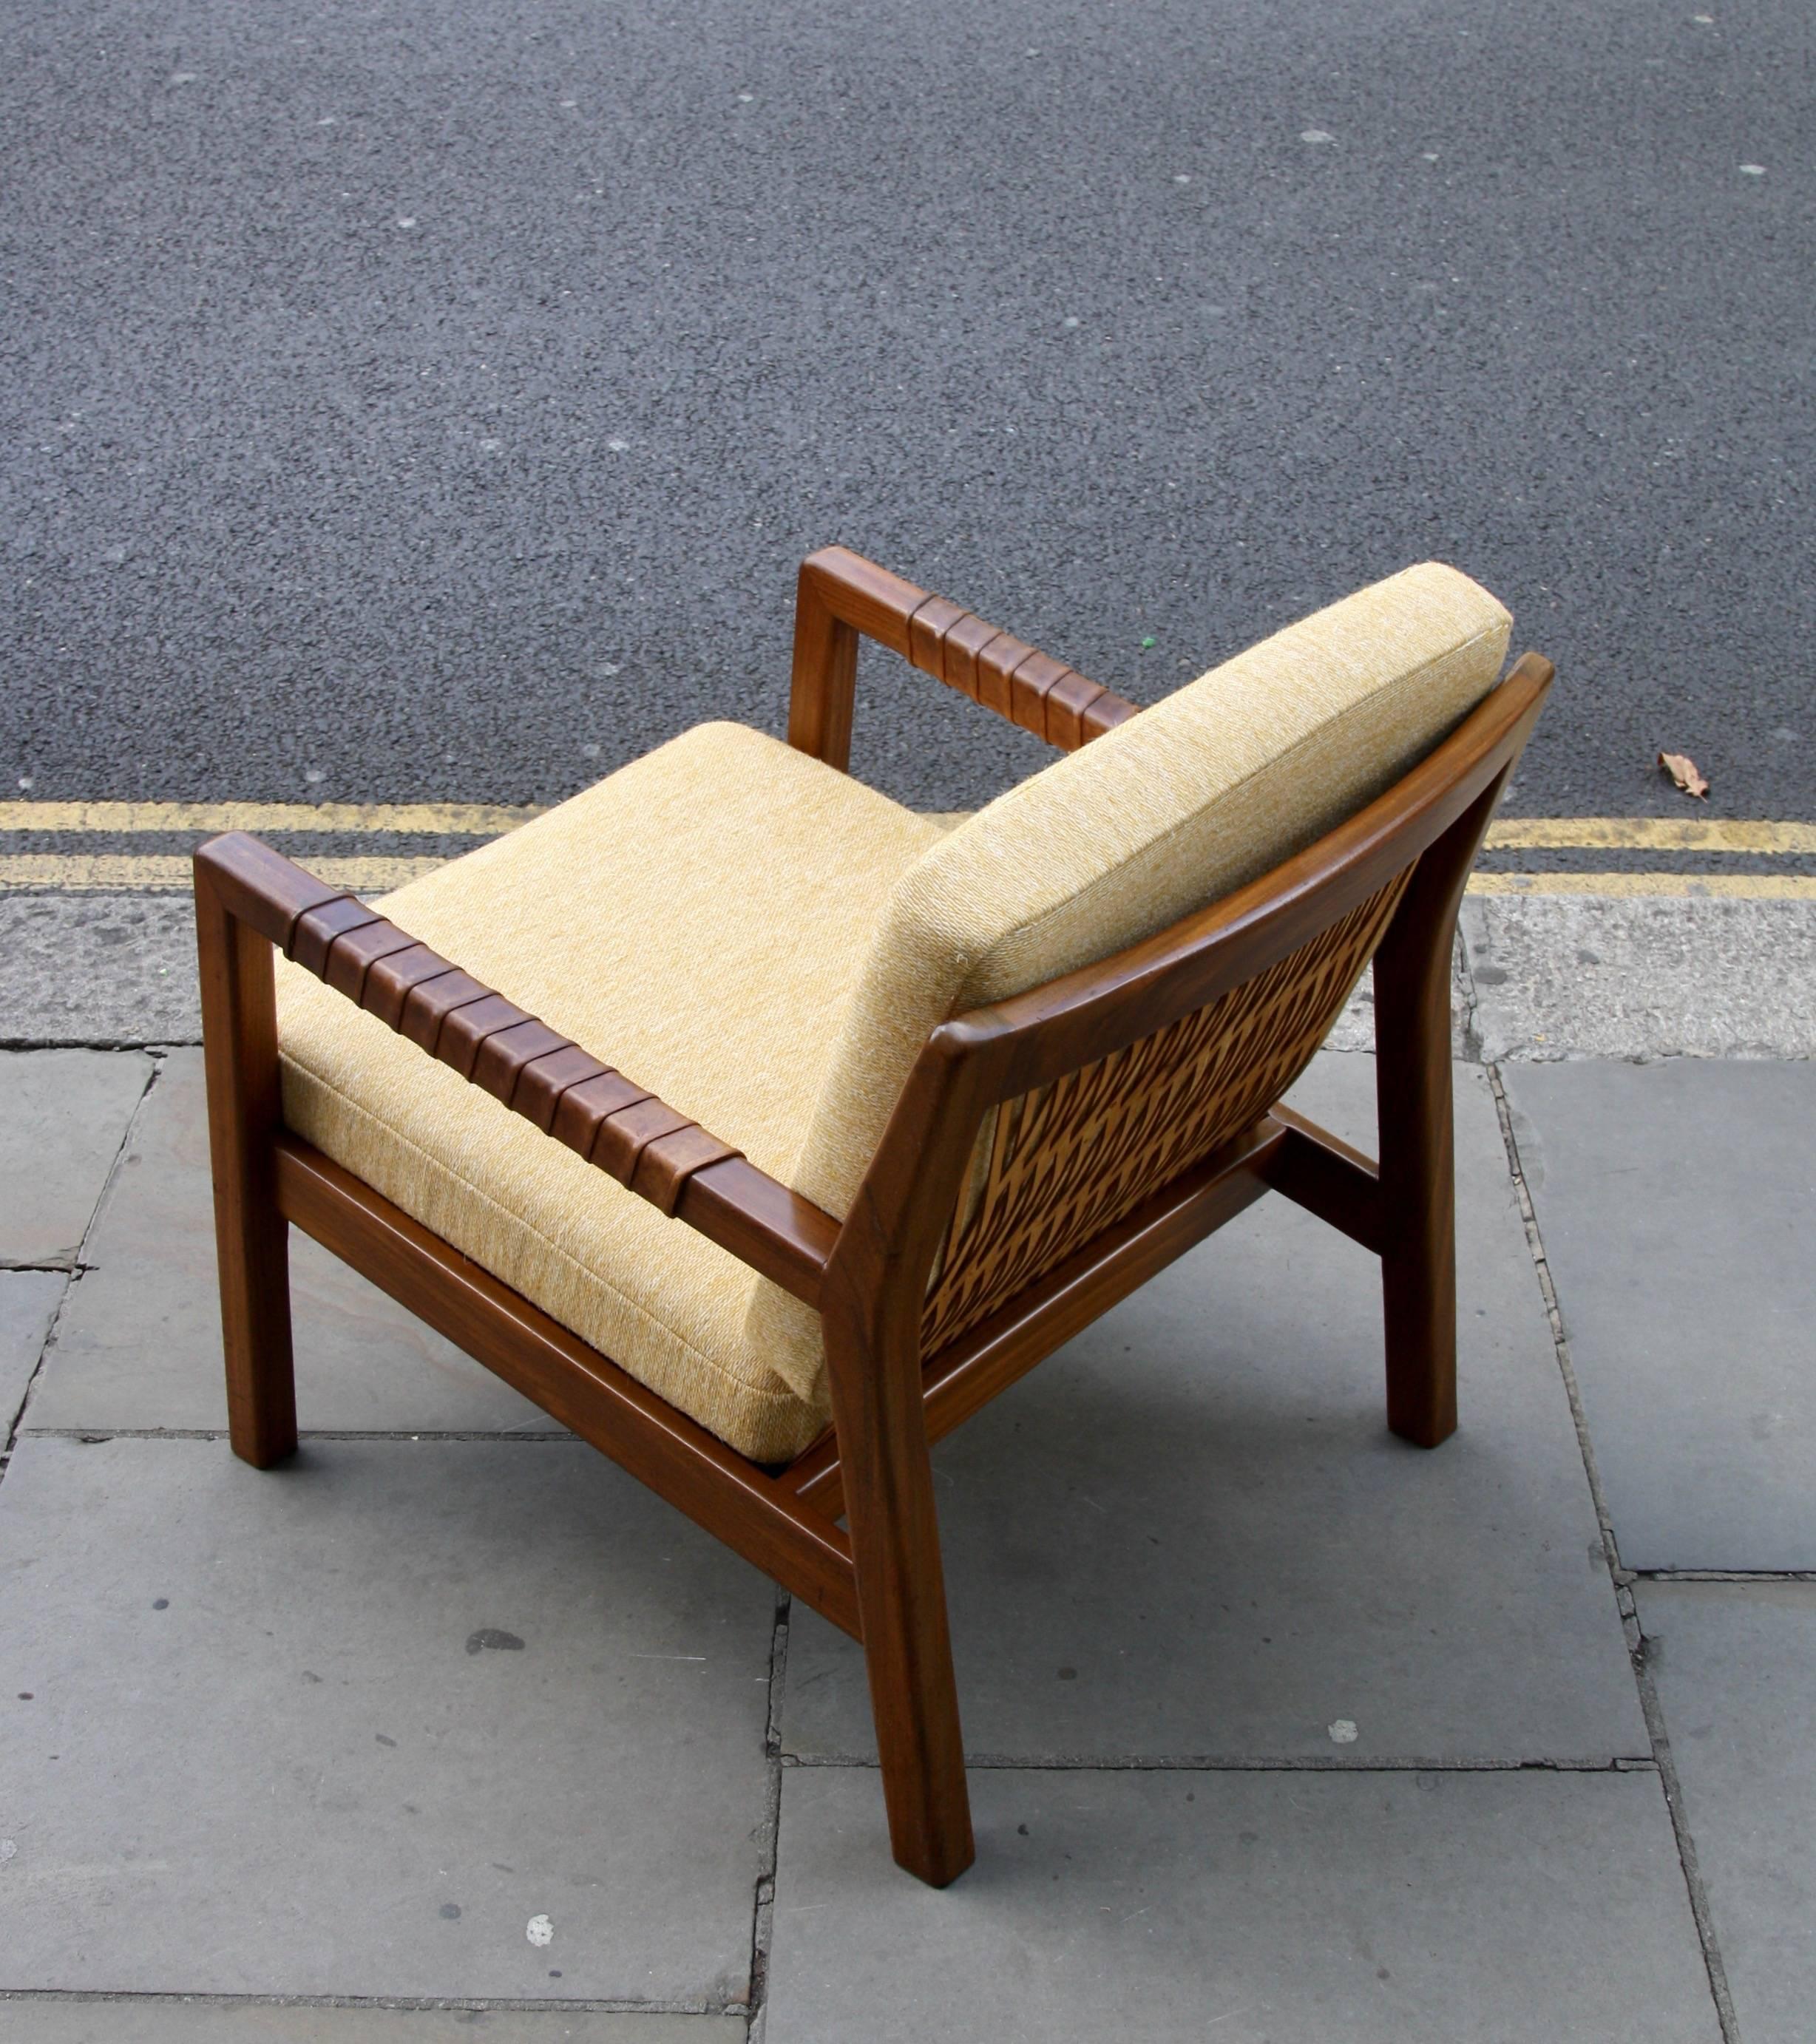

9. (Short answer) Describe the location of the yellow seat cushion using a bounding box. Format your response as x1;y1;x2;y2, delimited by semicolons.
277;722;946;1462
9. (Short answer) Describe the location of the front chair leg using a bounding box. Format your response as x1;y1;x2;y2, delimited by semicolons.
194;863;299;1467
822;1314;975;1887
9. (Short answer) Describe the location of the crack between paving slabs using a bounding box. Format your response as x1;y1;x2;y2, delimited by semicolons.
0;1989;727;2015
1454;923;1487;1065
1488;1063;1741;2044
742;1586;791;2044
18;1428;590;1443
0;1048;162;1480
778;1753;1657;1773
0;1036;202;1053
1635;1569;1816;1584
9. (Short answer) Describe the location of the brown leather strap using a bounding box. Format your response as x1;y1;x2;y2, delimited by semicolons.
797;546;1142;754
901;592;1126;748
281;897;745;1217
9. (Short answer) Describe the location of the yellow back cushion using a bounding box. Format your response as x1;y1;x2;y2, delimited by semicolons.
785;560;1511;1224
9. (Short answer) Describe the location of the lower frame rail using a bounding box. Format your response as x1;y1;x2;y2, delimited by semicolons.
274;1135;861;1637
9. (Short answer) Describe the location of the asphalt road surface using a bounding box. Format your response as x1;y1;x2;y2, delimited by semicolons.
4;0;1811;818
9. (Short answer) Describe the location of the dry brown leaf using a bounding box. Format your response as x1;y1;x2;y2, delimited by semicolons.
1657;750;1710;799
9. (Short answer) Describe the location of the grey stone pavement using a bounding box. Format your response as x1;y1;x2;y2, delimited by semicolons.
0;898;1811;2042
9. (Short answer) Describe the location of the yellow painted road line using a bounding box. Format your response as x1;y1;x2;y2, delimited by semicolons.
0;800;539;835
0;855;450;894
1468;872;1816;900
4;855;1814;900
1484;818;1816;855
0;804;1812;854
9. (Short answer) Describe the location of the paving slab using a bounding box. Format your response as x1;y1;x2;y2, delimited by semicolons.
1463;894;1816;1063
785;1053;1642;1765
765;1764;1718;2043
1502;1059;1816;1570
0;1436;773;2004
0;1273;64;1438
1635;1581;1816;2044
0;2004;736;2042
25;1050;563;1436
0;1050;149;1267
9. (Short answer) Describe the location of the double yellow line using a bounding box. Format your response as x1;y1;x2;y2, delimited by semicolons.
1472;816;1816;899
0;801;540;896
0;801;541;835
0;804;1812;898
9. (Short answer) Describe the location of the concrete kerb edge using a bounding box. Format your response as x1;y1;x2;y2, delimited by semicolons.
3;889;1815;1062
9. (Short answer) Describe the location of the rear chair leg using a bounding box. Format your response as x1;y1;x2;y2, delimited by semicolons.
1371;777;1505;1449
194;863;298;1467
1373;940;1458;1449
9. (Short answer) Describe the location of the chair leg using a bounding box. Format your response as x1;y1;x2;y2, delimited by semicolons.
1371;782;1502;1450
194;868;298;1467
823;1320;975;1887
1373;950;1458;1449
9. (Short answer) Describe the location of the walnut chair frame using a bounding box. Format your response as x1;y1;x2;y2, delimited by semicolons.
194;546;1552;1889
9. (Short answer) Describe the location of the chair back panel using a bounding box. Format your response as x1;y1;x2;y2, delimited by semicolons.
919;868;1411;1356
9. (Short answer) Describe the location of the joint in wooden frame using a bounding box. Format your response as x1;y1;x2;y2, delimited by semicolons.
789;546;1140;761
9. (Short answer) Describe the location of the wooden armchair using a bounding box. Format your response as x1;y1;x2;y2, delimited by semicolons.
194;546;1551;1889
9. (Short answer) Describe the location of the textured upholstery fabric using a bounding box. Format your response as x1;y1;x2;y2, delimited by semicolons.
280;563;1510;1459
278;722;945;1461
790;561;1511;1218
743;561;1509;1374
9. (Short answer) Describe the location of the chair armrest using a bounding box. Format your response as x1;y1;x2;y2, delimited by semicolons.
787;545;1141;773
192;832;840;1308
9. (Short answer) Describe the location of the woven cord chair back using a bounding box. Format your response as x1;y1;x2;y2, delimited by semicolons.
920;869;1412;1356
